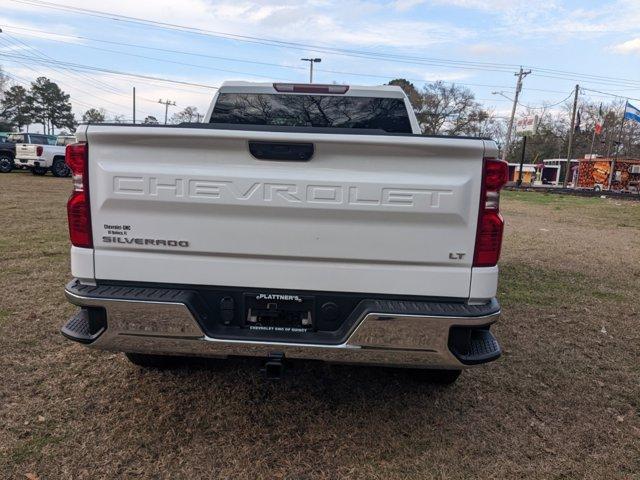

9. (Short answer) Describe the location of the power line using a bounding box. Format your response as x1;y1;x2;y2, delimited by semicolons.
4;47;632;120
529;72;640;90
2;32;125;95
0;54;153;117
0;52;219;89
517;90;575;110
6;0;640;90
0;36;139;107
4;68;144;119
0;42;207;117
3;25;309;74
1;33;159;120
1;25;600;97
2;32;294;82
0;36;148;112
0;26;525;92
2;69;134;119
3;0;518;74
1;31;171;108
580;87;640;103
2;29;513;90
3;27;638;124
4;48;634;112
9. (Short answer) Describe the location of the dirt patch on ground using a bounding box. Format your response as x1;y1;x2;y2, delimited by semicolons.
1;174;638;479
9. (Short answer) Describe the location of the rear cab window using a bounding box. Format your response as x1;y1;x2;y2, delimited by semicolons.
6;134;26;143
210;92;413;133
56;136;76;146
28;135;49;145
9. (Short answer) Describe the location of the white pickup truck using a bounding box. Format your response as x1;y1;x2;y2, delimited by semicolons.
62;81;507;383
15;135;75;176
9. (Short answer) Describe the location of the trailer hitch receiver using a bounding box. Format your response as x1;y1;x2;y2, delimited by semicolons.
262;352;285;380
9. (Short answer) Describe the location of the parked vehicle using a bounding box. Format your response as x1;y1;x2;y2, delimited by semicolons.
0;135;13;173
0;133;57;173
15;135;76;176
61;81;508;383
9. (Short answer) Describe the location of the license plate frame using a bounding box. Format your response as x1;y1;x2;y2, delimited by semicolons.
243;292;315;333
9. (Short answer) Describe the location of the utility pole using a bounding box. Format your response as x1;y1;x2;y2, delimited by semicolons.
588;128;596;159
608;100;628;190
563;85;579;188
517;135;527;187
502;67;531;162
158;99;176;125
300;58;321;83
132;87;136;124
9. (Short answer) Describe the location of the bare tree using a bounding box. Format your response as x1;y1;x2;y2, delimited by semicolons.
388;79;497;137
418;82;487;135
170;106;200;124
82;108;106;123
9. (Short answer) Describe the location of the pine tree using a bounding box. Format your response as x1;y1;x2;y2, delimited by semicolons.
30;77;76;134
0;85;34;131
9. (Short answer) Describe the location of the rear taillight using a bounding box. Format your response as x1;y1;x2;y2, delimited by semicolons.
65;142;92;248
36;146;43;156
273;83;349;94
473;158;508;267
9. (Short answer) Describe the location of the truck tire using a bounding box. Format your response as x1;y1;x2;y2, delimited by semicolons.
124;352;181;369
51;158;70;177
410;369;461;385
0;155;14;173
31;167;47;176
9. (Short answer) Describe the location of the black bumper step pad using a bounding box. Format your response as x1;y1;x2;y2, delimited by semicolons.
61;308;106;344
449;328;501;365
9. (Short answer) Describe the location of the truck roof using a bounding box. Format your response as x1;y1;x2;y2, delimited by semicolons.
217;81;407;98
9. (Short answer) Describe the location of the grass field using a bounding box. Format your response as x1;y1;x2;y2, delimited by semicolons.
1;171;639;479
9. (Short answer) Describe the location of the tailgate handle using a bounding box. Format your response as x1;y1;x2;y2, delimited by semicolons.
249;141;314;161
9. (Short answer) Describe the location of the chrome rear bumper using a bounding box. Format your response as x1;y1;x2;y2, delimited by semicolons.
64;281;501;369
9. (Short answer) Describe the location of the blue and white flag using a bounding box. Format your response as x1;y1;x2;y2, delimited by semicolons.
624;102;640;123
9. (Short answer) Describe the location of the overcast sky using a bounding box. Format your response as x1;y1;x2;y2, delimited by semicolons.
1;0;639;125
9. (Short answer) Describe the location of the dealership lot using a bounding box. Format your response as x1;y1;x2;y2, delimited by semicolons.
1;172;638;479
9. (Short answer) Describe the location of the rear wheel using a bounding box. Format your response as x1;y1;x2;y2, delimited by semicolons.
124;352;181;369
409;369;461;385
0;155;14;173
51;158;70;177
31;167;47;176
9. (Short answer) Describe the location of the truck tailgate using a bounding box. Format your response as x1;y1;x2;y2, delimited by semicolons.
15;143;38;160
83;126;488;298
